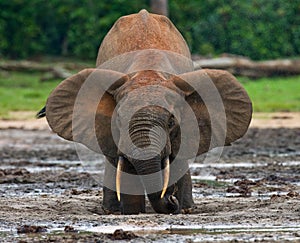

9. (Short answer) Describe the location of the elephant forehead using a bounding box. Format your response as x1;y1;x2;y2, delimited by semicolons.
119;86;180;109
115;86;185;126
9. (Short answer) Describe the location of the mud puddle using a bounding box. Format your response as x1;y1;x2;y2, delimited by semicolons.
0;127;299;242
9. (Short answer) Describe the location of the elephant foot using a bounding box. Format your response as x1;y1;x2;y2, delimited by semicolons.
102;186;120;214
181;205;197;214
173;169;195;213
102;206;121;215
120;194;146;214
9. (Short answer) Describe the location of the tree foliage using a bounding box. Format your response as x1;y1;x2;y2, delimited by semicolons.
0;0;299;60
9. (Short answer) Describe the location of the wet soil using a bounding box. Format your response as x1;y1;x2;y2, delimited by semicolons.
0;127;299;242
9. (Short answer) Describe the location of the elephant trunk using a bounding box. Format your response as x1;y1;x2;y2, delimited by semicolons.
132;154;178;214
124;116;179;214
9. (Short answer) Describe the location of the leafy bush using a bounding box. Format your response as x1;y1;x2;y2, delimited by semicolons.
0;0;299;60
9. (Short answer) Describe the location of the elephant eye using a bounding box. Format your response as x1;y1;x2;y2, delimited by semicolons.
168;115;176;129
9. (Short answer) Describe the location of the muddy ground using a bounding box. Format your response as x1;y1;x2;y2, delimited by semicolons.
0;124;299;242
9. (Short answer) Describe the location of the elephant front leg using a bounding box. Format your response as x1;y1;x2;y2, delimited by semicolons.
102;186;120;214
102;157;145;214
174;168;194;213
119;159;145;214
102;158;120;214
120;192;145;214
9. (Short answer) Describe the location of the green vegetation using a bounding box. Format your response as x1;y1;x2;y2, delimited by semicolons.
0;1;299;60
0;69;299;119
240;76;300;112
0;72;60;118
1;1;298;117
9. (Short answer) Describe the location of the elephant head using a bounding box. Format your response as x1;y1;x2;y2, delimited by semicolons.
41;10;252;214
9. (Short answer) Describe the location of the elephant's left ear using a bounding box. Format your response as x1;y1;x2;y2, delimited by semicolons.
46;68;128;157
171;69;252;156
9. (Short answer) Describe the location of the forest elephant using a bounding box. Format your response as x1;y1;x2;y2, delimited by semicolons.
38;10;252;214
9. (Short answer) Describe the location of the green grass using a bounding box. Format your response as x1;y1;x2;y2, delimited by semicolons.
239;75;300;112
0;68;299;119
0;72;60;118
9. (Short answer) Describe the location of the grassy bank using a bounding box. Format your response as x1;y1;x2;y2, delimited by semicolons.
0;69;299;119
0;72;60;119
240;76;300;112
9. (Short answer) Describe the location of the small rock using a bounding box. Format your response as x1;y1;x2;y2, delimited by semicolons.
0;170;5;177
64;225;78;233
234;179;258;186
227;185;252;197
287;191;299;198
17;225;47;233
108;229;138;240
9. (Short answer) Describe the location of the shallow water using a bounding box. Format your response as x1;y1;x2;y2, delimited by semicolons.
1;223;300;242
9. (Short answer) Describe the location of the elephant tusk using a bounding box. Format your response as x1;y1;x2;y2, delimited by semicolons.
116;156;124;202
161;157;170;199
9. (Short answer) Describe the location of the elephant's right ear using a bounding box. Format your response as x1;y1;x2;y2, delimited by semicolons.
46;68;128;157
171;69;252;157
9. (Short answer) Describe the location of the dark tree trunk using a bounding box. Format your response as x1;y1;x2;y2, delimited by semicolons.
193;56;300;78
150;0;168;16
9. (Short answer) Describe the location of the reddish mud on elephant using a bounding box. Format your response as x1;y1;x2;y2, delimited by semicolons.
38;10;252;214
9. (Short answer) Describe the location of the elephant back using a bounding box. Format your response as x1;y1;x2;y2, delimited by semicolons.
96;9;191;66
